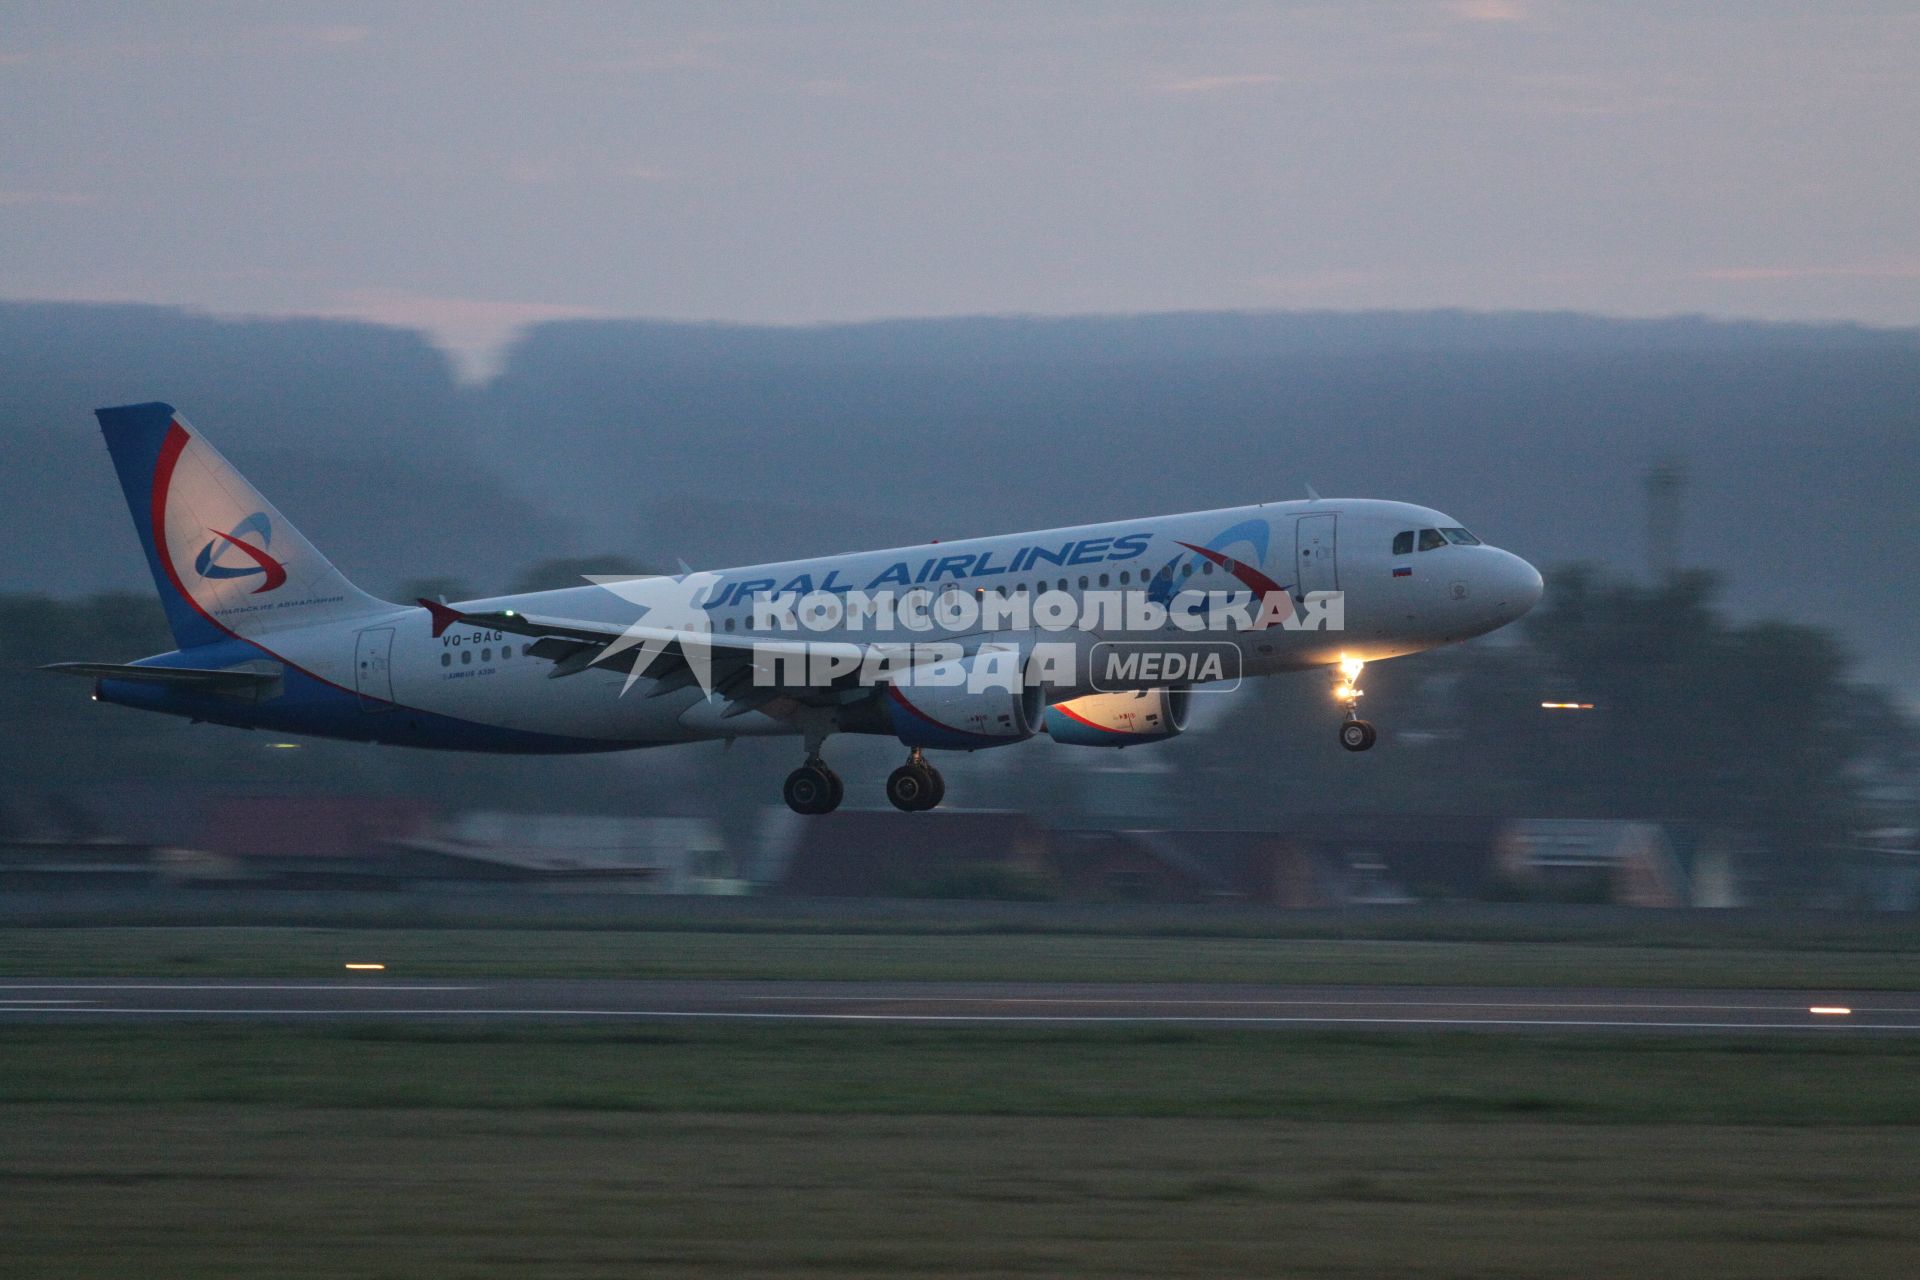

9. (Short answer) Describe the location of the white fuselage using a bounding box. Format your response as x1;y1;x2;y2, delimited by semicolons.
203;497;1540;751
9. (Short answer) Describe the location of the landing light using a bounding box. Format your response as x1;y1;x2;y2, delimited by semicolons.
1338;657;1366;681
1809;1006;1851;1016
267;741;301;749
344;963;386;972
1333;684;1362;701
1540;703;1595;710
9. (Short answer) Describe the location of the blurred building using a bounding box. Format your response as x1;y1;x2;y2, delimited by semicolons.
1840;827;1920;910
1049;829;1341;906
186;795;436;887
1493;820;1688;907
396;811;734;894
0;790;167;890
0;788;730;892
1281;815;1507;903
764;810;1696;908
9;783;1895;910
772;812;1338;906
777;809;1052;898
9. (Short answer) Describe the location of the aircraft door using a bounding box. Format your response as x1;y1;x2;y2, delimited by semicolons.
1294;514;1338;596
354;627;395;710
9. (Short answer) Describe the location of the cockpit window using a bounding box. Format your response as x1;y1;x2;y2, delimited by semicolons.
1441;527;1482;546
1417;528;1448;551
1391;531;1414;555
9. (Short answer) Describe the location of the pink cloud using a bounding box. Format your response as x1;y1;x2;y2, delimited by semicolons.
1450;0;1529;21
319;289;610;380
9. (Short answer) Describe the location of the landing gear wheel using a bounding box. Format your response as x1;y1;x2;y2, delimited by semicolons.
1339;719;1377;752
886;762;943;812
784;762;842;814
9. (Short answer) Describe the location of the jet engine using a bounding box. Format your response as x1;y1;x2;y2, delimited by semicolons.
882;650;1044;749
1044;688;1192;747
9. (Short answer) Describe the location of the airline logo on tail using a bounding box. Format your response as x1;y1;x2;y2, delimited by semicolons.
191;511;287;594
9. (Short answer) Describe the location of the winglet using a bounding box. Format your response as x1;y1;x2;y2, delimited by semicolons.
418;597;465;638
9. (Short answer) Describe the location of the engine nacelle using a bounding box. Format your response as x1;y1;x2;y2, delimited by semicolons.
884;651;1044;749
1044;688;1192;747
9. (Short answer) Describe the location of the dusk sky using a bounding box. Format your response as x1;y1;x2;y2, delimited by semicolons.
4;1;1916;373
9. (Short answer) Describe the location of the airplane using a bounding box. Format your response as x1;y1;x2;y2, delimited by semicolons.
47;402;1543;814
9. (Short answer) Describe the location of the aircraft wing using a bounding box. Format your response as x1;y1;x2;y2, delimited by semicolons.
419;599;922;719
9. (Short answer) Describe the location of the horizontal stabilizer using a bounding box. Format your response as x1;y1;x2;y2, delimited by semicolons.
42;661;283;700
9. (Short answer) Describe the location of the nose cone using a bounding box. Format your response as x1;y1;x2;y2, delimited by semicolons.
1494;551;1544;621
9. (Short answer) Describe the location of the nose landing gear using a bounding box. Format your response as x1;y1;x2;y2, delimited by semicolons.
1333;658;1377;752
886;748;946;812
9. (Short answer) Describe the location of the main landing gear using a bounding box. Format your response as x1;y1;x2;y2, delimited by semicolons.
782;755;844;815
1333;657;1377;753
885;748;945;813
780;747;946;815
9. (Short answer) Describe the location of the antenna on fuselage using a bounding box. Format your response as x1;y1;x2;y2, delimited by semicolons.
1304;483;1323;501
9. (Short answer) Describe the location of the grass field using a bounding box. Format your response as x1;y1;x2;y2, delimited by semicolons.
7;910;1917;1275
1;1027;1918;1278
3;1025;1919;1122
7;1110;1919;1279
5;923;1920;988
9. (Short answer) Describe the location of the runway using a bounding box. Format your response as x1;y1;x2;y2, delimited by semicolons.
2;979;1917;1031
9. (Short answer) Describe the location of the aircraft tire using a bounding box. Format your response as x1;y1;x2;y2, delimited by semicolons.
784;763;841;814
886;763;940;812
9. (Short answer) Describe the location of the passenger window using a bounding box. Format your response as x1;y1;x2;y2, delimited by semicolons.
502;645;513;660
460;650;472;665
482;648;492;662
1099;573;1109;587
1392;531;1414;555
1418;528;1447;551
440;653;451;668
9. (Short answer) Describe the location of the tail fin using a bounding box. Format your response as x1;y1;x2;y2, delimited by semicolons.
95;402;391;648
